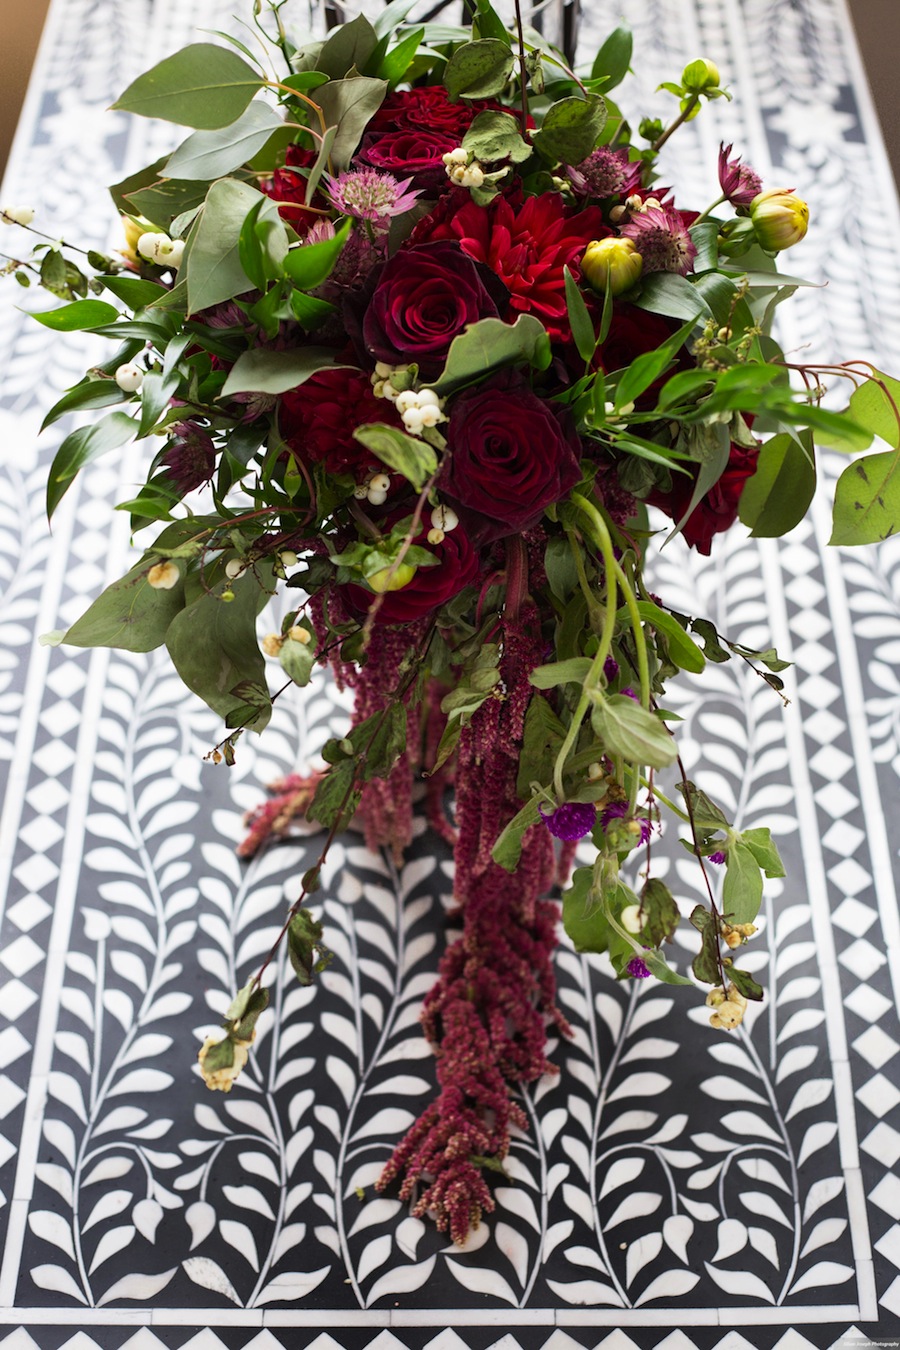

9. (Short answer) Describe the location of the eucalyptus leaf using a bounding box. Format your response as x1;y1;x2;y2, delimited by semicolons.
63;555;186;652
164;101;285;180
313;77;387;170
181;178;274;313
317;14;379;80
830;449;900;545
220;346;346;397
738;430;816;537
112;44;265;129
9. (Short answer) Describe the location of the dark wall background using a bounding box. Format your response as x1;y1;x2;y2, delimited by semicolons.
0;2;898;185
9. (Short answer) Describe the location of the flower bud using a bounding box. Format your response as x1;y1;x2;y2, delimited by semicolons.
2;205;35;226
681;58;720;92
749;189;809;251
368;562;417;593
115;362;144;392
147;561;179;590
581;237;643;296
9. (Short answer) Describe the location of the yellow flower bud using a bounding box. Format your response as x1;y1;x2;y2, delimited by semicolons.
681;58;720;92
368;562;417;594
749;189;809;251
581;237;643;297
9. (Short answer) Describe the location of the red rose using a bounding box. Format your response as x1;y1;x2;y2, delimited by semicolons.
356;130;459;192
411;191;609;341
341;520;481;624
358;88;511;190
598;302;683;375
362;241;503;377
441;370;583;539
264;144;326;232
280;368;400;477
650;442;760;555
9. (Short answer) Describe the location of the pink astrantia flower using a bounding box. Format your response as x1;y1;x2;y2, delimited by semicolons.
540;801;597;841
326;169;420;226
621;204;697;275
567;146;644;200
717;143;763;207
160;421;215;495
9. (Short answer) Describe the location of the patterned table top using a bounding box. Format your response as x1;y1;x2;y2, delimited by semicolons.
1;1;900;1346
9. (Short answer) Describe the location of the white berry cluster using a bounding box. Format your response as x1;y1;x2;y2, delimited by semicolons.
137;231;184;269
442;147;485;189
395;387;445;435
371;361;410;402
1;205;35;227
426;503;459;547
706;982;749;1030
353;471;393;507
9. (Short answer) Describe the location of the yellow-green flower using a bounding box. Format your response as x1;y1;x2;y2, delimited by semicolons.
750;188;809;251
581;237;643;296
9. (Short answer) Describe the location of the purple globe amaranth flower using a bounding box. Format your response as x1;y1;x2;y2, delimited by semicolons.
718;143;763;207
708;850;727;865
326;169;420;227
627;956;651;979
568;146;644;200
601;799;653;845
621;687;638;701
621;204;697;276
540;801;597;841
160;421;215;495
604;655;620;681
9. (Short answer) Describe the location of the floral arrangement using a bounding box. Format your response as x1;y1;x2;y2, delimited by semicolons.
4;0;900;1248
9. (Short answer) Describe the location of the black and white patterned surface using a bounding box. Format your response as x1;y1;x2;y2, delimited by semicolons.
1;0;900;1345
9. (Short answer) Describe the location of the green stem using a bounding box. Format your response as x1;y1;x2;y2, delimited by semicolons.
692;192;726;226
651;94;700;153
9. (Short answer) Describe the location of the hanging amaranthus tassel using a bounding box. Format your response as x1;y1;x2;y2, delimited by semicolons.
377;603;569;1243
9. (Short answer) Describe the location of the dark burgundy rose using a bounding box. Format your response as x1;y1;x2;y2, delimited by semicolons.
598;302;682;375
362;242;503;377
441;370;583;540
341;520;481;624
358;87;520;190
280;367;401;478
649;442;760;554
356;129;459;193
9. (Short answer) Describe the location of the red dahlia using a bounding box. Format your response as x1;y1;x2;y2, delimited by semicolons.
279;368;401;477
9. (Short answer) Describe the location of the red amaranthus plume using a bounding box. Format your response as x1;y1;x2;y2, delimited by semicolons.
377;603;570;1241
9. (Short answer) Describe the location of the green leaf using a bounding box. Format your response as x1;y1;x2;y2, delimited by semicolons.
846;370;900;449
31;299;119;331
373;0;419;37
352;423;438;491
491;796;542;872
163;100;284;180
641;876;680;948
313;77;388;170
564;267;596;365
220;346;345;397
632;272;710;323
47;412;137;518
359;703;408;781
165;563;275;731
137;370;181;437
308;758;360;830
616;346;677;408
533;94;607;166
528;657;592;689
282;217;352;290
443;40;515;100
722;842;764;925
287;909;329;985
692;272;737;326
305;125;338;206
238;198;289;291
127;179;211;234
655;369;715;411
63;555;186;652
181;178;271;313
100;275;168;310
689;905;720;985
109;155;170;215
632;600;705;674
740;827;785;878
561;866;606;952
590;693;677;769
738;430;816;537
40;379;126;432
473;0;512;44
727;965;764;1002
830;449;900;545
462;110;531;163
112;43;265;129
433;314;551;394
643;952;694;986
590;26;632;90
690;617;731;664
379;28;426;86
516;694;566;799
801;404;872;453
690;219;720;272
317;14;379;80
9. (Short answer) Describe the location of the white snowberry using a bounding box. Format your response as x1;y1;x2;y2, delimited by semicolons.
367;487;388;507
1;205;35;226
369;473;391;493
225;558;245;579
417;389;441;409
115;362;144;392
426;527;445;546
402;407;426;432
430;504;459;532
395;390;419;414
137;232;168;262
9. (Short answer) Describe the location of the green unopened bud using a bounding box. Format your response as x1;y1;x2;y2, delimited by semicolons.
681;58;720;92
368;562;417;594
581;237;643;297
749;188;809;251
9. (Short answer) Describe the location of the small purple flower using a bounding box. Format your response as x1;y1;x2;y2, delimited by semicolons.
621;687;638;701
326;169;420;226
567;146;644;200
601;800;653;845
540;801;597;841
718;143;763;207
604;655;619;681
160;421;215;495
708;850;727;865
627;956;651;979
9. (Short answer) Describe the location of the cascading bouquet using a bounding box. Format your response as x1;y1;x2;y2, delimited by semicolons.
5;0;900;1246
